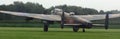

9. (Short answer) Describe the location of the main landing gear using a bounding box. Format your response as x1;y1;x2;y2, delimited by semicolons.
43;21;49;32
43;21;86;32
73;26;79;32
72;26;86;32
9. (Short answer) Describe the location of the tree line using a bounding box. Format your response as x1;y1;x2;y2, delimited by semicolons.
0;1;119;21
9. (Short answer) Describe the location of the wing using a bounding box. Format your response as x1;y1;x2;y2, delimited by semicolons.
0;11;61;21
74;14;120;21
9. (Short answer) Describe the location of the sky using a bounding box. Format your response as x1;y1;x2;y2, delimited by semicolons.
0;0;120;11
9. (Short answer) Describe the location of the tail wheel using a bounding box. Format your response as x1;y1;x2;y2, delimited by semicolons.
73;26;80;32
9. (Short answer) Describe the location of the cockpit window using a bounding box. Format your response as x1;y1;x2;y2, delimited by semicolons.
51;8;63;15
70;12;75;15
54;8;63;12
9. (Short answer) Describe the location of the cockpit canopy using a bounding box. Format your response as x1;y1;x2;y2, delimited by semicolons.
51;8;63;15
70;12;75;15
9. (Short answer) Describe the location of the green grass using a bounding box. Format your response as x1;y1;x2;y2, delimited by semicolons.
0;27;120;39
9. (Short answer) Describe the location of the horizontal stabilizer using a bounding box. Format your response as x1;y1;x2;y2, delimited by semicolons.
93;24;104;27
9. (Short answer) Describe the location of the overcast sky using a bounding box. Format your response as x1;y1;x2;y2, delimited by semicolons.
0;0;120;11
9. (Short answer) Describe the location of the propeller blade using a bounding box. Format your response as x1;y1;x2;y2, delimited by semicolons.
105;13;109;30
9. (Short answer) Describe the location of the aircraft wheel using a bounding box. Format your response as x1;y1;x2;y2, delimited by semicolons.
43;21;49;32
73;26;79;32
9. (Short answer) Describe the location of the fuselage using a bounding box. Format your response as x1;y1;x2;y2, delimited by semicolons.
53;9;92;24
51;9;93;28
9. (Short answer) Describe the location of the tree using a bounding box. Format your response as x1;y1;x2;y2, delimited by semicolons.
99;10;105;14
0;1;45;20
0;1;100;20
48;5;98;15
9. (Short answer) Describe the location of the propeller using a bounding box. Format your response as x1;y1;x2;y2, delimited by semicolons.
105;13;109;30
61;10;65;29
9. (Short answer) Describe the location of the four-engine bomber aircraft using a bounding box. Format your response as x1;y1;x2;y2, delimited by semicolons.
0;8;120;32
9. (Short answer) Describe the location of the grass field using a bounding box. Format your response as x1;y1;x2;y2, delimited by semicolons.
0;27;120;39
